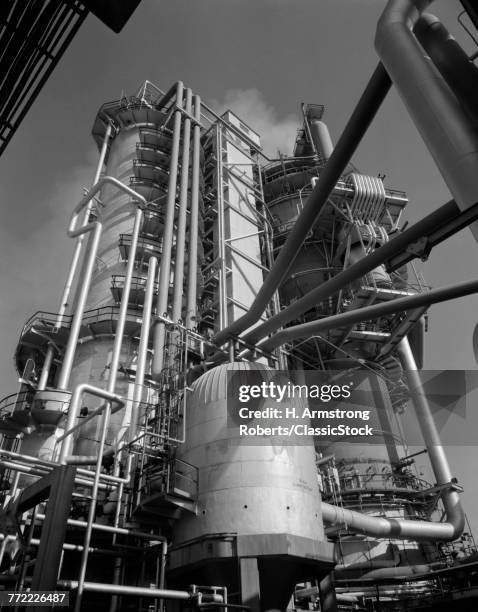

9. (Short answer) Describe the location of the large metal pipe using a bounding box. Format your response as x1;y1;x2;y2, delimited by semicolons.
57;581;222;602
152;81;184;379
129;256;157;442
172;88;193;322
321;336;465;542
322;484;463;541
74;204;144;612
56;219;102;390
213;63;392;347
237;199;460;349
251;276;478;355
57;177;146;390
398;338;459;490
186;95;202;329
375;0;478;238
414;13;478;124
107;205;143;398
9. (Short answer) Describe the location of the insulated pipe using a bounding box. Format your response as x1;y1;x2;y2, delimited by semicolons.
212;63;392;348
414;13;478;124
186;95;202;329
152;81;184;379
129;256;157;442
321;492;462;541
57;177;147;390
251;276;478;355
172;88;193;322
235;199;459;350
375;0;478;233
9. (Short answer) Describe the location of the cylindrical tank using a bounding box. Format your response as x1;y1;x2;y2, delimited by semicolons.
310;119;334;161
173;362;324;543
170;362;334;611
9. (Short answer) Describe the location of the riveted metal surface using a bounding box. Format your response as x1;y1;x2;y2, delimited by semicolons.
173;362;325;544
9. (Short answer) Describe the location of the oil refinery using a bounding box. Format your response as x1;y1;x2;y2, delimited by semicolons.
1;0;478;611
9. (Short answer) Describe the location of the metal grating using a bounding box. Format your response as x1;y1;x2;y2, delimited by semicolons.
0;0;88;157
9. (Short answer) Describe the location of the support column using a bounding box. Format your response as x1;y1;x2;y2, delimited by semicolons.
240;557;261;612
318;573;338;612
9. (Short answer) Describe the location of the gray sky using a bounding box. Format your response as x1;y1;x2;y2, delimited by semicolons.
1;0;477;528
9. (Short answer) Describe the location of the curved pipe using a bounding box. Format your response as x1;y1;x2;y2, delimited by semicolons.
322;496;463;541
375;0;478;224
57;176;147;390
414;13;478;124
152;81;184;379
58;383;123;462
321;337;465;543
213;63;392;348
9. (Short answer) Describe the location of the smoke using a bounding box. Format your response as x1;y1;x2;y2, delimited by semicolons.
211;88;299;156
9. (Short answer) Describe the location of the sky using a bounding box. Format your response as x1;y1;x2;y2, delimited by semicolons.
0;0;477;528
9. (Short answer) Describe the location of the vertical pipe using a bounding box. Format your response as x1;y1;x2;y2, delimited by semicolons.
397;338;452;484
172;89;193;322
216;125;228;330
57;221;102;390
107;207;144;397
152;82;184;379
75;205;143;611
40;123;112;389
397;337;464;531
37;344;54;390
74;404;111;612
130;256;157;441
186;95;202;329
158;540;167;612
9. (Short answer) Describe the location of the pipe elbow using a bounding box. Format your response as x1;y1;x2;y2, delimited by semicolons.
375;0;432;55
322;496;465;542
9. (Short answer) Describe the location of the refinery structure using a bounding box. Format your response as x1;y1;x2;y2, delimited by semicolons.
1;1;478;611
